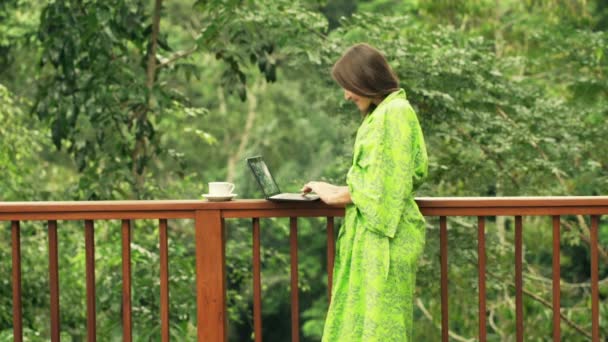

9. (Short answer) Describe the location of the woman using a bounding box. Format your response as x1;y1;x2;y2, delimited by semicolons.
301;43;428;341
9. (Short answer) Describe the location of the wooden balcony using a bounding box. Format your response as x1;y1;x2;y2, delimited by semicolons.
1;197;606;341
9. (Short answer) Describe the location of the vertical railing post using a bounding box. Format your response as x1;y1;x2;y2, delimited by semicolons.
290;217;300;342
195;209;227;342
121;220;133;342
552;216;561;342
439;216;448;342
514;216;524;342
252;218;262;342
326;217;335;302
477;216;486;342
590;215;600;342
48;220;60;342
85;220;96;342
159;219;170;342
11;221;23;342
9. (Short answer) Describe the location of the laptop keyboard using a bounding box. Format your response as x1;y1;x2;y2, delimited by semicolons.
271;193;318;200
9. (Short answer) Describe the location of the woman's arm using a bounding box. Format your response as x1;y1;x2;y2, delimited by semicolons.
301;182;352;206
327;186;352;206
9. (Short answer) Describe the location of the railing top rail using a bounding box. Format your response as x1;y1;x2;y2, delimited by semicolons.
416;196;608;207
0;199;340;213
1;196;608;213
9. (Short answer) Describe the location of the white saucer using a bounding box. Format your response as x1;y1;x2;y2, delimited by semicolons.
202;193;238;202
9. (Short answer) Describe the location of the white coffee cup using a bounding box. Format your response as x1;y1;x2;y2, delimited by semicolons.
208;182;235;196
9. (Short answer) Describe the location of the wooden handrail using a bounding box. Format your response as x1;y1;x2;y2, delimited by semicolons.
2;197;606;342
1;196;607;215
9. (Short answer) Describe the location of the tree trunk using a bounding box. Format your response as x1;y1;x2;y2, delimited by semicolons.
226;82;259;183
132;0;162;198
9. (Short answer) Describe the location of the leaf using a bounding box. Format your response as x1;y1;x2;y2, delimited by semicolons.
157;33;173;52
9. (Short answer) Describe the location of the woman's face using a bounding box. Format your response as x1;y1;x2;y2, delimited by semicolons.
343;89;372;113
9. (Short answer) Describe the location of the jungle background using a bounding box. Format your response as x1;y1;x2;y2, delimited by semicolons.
1;0;607;340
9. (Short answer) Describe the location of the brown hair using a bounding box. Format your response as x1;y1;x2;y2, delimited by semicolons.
331;43;399;112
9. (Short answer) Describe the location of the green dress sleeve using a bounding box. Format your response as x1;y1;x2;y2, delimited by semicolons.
346;98;428;238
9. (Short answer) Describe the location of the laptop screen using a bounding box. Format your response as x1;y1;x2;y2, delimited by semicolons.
247;156;281;197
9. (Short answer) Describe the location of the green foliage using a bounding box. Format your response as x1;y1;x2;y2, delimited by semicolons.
34;0;164;199
0;1;43;111
0;84;58;201
194;0;329;97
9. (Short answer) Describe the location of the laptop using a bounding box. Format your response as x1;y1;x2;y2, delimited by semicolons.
247;156;320;202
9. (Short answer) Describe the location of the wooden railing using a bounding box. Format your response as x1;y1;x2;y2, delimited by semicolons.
1;197;606;341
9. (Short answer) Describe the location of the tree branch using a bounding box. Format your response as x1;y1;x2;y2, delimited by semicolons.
455;125;520;187
156;45;198;70
496;106;608;264
226;82;259;182
488;305;506;339
562;219;608;264
520;284;593;340
485;270;596;340
146;0;162;91
132;0;162;197
524;270;608;290
415;298;475;342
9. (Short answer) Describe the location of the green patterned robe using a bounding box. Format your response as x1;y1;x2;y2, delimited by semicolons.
322;89;428;341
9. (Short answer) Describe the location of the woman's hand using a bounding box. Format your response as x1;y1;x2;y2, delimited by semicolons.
301;181;352;205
